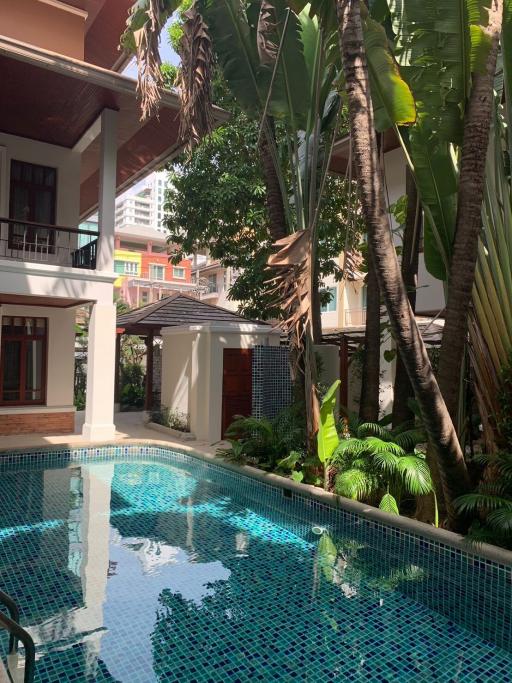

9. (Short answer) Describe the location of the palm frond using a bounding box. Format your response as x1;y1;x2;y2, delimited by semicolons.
225;415;273;439
372;450;400;474
330;438;369;463
335;468;378;500
364;437;405;456
487;507;512;532
396;455;433;496
379;492;399;515
357;422;391;440
454;493;512;514
177;5;215;149
464;521;512;550
393;429;427;452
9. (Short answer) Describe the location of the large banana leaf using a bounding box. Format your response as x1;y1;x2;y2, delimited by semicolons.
318;380;341;464
362;15;416;131
388;0;474;144
289;0;416;131
470;99;512;449
120;0;181;52
248;1;310;126
386;0;492;281
198;0;269;112
408;120;457;280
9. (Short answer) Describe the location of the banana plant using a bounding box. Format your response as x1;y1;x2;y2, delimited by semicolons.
318;379;341;464
122;0;416;449
384;0;495;281
470;96;512;449
120;0;183;119
316;381;437;521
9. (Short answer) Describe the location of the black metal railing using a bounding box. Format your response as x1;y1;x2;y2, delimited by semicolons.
0;589;35;683
0;217;98;270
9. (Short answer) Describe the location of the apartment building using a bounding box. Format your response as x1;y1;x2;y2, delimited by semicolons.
114;224;195;308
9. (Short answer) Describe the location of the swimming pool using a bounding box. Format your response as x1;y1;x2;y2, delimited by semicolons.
0;445;511;682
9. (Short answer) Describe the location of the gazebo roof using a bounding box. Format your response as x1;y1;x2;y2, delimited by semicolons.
116;292;269;336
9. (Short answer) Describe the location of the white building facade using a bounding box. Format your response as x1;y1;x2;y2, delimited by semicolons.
0;0;228;439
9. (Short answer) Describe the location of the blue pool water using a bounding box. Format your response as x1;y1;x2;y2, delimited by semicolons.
0;447;511;682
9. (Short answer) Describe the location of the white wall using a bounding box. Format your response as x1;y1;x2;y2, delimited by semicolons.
0;304;76;412
383;148;445;314
320;273;340;330
0;132;81;260
161;323;280;443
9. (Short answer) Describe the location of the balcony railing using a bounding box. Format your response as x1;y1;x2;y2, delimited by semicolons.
0;217;98;270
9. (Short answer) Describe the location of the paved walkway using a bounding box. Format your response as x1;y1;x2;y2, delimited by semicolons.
0;411;216;454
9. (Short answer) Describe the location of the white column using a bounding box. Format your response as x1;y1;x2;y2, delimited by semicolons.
82;302;117;441
96;109;118;273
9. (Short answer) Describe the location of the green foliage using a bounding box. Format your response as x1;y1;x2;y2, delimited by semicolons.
381;0;494;281
167;0;194;52
379;492;400;515
318;380;341;463
121;0;181;52
331;431;434;512
320;384;433;516
165;76;361;318
454;452;512;549
362;14;416;131
150;406;190;432
120;363;145;410
218;403;307;470
497;354;512;449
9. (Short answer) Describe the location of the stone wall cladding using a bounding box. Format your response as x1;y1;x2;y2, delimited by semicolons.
0;412;75;435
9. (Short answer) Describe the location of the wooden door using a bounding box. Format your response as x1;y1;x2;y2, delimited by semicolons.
221;348;253;438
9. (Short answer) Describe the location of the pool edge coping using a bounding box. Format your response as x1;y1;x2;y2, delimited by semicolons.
1;436;512;568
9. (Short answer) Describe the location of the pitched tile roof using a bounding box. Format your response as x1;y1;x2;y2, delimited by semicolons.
117;292;268;334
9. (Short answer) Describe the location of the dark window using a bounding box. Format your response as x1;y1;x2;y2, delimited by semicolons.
9;160;57;251
0;317;48;405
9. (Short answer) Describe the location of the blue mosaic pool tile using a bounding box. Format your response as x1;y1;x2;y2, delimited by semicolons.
0;446;510;682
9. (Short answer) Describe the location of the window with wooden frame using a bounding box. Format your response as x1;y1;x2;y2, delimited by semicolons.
9;160;57;251
0;317;48;405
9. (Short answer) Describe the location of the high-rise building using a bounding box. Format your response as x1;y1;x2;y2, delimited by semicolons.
114;191;152;231
145;170;168;233
115;170;168;234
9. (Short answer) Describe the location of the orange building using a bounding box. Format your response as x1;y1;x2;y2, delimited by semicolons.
114;225;194;308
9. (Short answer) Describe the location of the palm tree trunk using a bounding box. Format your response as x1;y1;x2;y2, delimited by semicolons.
259;116;288;242
437;0;503;427
336;0;471;531
359;253;381;422
392;166;420;427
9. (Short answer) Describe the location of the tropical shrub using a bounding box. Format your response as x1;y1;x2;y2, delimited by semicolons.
120;363;145;410
150;406;190;433
318;381;436;521
218;404;306;470
454;452;512;550
330;429;436;520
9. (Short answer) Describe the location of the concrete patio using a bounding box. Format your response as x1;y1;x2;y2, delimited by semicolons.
0;410;217;455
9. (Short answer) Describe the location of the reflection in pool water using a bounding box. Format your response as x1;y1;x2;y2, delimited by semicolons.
0;456;510;682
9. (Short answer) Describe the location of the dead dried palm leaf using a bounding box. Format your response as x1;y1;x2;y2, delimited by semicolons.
132;0;166;121
177;5;215;150
257;1;279;65
266;230;319;444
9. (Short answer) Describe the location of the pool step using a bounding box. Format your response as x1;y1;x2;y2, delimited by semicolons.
0;591;35;683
